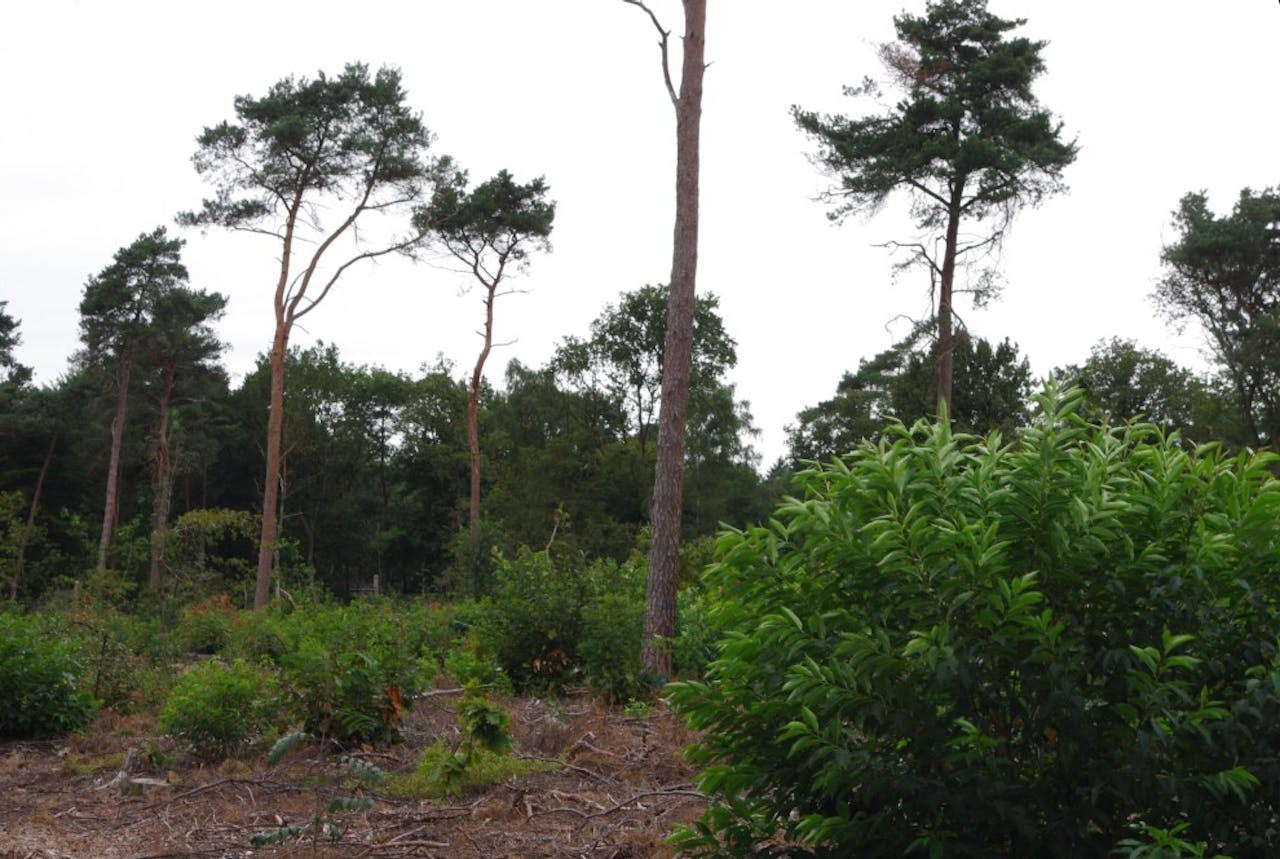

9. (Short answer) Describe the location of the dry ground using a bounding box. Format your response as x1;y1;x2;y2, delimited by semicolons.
0;693;706;858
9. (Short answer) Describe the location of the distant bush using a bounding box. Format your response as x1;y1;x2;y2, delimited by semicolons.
670;387;1280;857
158;659;281;760
673;586;721;678
77;610;174;713
176;594;238;654
0;612;96;737
580;590;654;702
479;551;648;694
275;601;435;745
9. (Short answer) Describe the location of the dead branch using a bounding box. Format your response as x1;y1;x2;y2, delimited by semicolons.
622;0;678;106
530;786;708;826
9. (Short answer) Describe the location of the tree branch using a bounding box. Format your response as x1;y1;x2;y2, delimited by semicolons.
622;0;678;107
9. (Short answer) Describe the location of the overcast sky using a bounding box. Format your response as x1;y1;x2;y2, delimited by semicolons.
2;1;1275;466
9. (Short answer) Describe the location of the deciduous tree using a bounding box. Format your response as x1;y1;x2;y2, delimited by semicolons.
180;63;445;608
793;0;1076;412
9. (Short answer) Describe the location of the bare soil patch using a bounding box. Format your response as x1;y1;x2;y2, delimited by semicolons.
0;695;704;858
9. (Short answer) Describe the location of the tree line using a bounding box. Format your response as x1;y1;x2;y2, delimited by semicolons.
2;0;1277;615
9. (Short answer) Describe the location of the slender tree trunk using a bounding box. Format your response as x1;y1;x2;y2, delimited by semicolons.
643;0;706;677
97;359;133;573
148;365;177;590
936;186;964;415
468;286;497;531
12;432;56;600
255;325;290;608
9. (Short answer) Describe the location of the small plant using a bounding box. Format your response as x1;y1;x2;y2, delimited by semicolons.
1113;823;1234;859
0;612;96;738
157;659;280;760
251;732;384;847
176;594;238;654
396;685;521;799
622;698;651;719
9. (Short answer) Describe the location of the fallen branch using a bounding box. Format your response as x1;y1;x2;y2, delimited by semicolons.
530;787;708;825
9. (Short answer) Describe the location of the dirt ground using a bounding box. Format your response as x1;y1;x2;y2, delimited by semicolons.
0;693;706;858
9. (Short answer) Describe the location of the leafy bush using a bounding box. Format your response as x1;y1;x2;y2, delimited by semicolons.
443;636;510;691
158;658;281;759
275;601;433;745
479;550;646;693
225;608;288;662
77;610;174;713
670;387;1280;857
176;594;238;654
580;590;655;702
673;585;721;678
0;612;96;737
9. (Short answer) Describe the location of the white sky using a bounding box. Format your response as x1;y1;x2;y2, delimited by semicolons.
2;1;1275;466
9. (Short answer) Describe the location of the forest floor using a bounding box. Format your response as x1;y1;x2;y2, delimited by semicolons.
0;692;706;858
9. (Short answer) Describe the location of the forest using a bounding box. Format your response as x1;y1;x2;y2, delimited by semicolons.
3;0;1280;856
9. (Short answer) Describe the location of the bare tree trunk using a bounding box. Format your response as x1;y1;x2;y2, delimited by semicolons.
642;0;706;677
97;360;132;573
148;365;177;590
12;432;56;601
255;325;289;608
936;187;963;416
469;286;497;531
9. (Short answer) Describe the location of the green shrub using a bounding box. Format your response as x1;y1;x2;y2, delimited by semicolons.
0;612;96;737
158;658;280;759
225;608;288;662
580;591;655;702
175;594;238;655
479;551;646;693
673;585;721;678
443;636;510;692
78;610;174;713
670;387;1280;858
275;601;432;745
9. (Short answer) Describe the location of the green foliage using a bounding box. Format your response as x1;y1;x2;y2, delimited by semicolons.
456;684;512;755
0;612;96;737
416;168;556;261
670;385;1280;857
580;591;655;702
76;609;174;713
389;739;557;799
788;329;1032;463
478;550;647;693
275;601;434;745
1157;186;1280;447
793;0;1076;227
673;586;721;678
175;594;238;654
158;659;281;760
1057;338;1236;446
1114;823;1234;859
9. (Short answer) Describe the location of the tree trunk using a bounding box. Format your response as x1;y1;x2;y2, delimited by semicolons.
643;0;706;677
468;286;497;531
12;432;56;601
97;359;133;573
254;325;290;608
936;185;964;416
148;365;177;591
